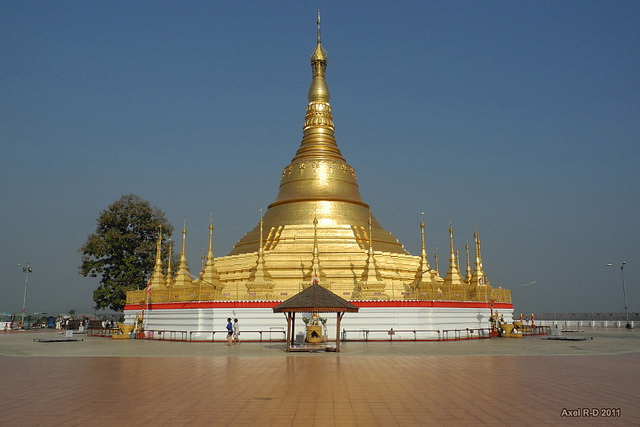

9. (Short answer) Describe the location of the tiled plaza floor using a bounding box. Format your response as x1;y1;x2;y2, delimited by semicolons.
1;330;638;426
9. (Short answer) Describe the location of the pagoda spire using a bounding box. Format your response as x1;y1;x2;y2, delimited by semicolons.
290;9;343;163
172;218;193;288
477;233;490;286
413;212;437;297
229;12;408;258
148;226;165;291
199;213;222;292
434;250;439;276
247;208;274;297
165;238;174;288
442;224;466;299
356;211;388;299
470;231;488;287
309;215;328;287
464;241;472;284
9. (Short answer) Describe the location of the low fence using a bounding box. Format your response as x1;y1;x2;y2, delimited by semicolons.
535;320;637;329
534;313;640;322
90;325;547;342
188;327;286;342
342;328;500;342
90;327;286;342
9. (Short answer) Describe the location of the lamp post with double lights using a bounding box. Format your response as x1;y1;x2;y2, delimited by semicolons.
606;262;631;329
18;263;32;329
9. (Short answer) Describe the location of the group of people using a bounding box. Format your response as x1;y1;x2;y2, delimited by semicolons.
226;317;240;346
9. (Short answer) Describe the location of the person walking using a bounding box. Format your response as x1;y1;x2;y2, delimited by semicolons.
226;318;233;346
233;318;240;344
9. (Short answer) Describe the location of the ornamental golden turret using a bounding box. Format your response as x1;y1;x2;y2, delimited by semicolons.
148;226;165;291
172;219;193;288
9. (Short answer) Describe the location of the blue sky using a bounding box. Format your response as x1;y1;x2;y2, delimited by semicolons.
1;1;638;316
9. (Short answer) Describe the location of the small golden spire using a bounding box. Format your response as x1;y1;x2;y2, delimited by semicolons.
356;209;387;299
367;210;373;254
173;218;193;288
465;241;472;284
155;225;162;264
208;212;214;258
165;238;173;288
182;218;187;255
247;207;274;296
413;212;435;296
434;249;439;275
419;212;430;269
313;215;319;254
449;225;455;264
420;211;425;254
148;226;165;291
199;213;222;292
259;208;264;252
309;214;327;286
470;231;486;287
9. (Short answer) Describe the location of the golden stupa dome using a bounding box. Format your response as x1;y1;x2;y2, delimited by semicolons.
228;16;406;256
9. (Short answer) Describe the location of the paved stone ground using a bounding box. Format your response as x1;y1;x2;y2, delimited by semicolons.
1;328;638;425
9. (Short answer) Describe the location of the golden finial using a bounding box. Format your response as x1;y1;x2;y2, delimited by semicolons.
465;240;472;283
317;9;321;44
420;212;426;255
259;208;264;252
156;225;162;261
208;213;214;257
180;217;187;261
165;237;173;288
367;210;373;253
449;223;455;263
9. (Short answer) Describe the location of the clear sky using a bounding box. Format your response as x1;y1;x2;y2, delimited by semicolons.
1;1;638;317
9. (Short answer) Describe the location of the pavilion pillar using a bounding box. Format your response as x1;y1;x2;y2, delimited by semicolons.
336;312;344;352
291;312;296;347
285;313;291;352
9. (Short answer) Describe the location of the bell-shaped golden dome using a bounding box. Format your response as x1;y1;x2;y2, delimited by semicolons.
228;18;406;256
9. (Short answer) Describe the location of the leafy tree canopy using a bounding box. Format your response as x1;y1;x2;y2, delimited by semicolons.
79;194;173;311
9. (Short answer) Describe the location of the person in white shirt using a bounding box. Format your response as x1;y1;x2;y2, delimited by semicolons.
233;318;240;344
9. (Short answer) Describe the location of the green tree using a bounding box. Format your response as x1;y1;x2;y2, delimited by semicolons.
79;194;173;311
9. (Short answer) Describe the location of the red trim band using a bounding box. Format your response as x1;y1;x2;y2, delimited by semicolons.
125;300;512;311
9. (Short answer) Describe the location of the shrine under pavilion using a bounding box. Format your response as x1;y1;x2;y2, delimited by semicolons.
124;14;513;341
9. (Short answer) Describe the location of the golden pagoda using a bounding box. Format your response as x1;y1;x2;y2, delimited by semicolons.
126;13;511;307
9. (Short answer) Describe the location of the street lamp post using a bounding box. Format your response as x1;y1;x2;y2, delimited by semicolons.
18;263;32;329
606;262;631;329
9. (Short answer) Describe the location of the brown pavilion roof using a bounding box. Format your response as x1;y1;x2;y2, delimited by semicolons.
272;283;359;313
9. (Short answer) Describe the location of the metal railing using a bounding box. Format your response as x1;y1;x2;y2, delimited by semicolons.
341;328;495;342
520;325;550;336
188;328;286;342
88;327;120;337
90;325;545;342
441;328;492;340
533;313;640;321
145;330;188;341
